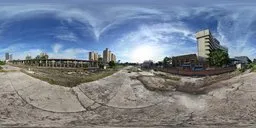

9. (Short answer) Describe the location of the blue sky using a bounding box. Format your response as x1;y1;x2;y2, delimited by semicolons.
0;0;256;62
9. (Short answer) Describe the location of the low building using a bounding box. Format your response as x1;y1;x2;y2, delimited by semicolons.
230;56;251;69
11;59;97;68
234;56;251;65
142;60;153;69
172;54;204;70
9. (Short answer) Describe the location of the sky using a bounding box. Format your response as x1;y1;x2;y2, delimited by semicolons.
0;0;256;62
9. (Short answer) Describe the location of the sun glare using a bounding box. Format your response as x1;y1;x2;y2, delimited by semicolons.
131;45;154;63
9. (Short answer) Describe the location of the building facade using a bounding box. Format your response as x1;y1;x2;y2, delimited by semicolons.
196;29;228;60
103;48;110;63
103;48;116;63
5;53;9;61
89;52;99;61
89;52;94;61
11;59;97;68
232;56;251;65
9;54;13;61
94;53;99;61
172;54;198;68
111;53;116;62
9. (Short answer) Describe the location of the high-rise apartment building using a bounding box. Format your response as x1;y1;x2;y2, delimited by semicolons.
89;52;94;61
94;52;99;61
89;51;99;61
103;48;110;63
196;29;228;60
103;48;116;63
9;54;13;61
5;53;9;61
111;53;116;62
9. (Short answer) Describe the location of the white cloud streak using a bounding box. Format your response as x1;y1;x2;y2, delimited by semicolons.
0;3;256;61
113;23;196;62
49;43;89;59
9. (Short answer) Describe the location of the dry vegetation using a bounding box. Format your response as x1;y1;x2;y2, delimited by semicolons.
20;66;122;87
136;69;242;94
137;76;178;91
252;64;256;72
0;66;4;72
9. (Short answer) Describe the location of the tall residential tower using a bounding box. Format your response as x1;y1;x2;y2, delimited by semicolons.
5;53;9;61
89;52;99;61
103;48;116;63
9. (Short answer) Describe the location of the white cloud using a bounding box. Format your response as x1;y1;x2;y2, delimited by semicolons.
113;23;196;63
0;4;256;61
215;7;256;59
15;49;43;60
49;44;89;59
55;32;78;42
0;43;89;60
52;43;62;53
0;4;167;41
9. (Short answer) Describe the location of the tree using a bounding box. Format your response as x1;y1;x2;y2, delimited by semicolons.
156;61;163;67
163;57;171;68
98;57;103;63
25;55;32;60
208;49;230;67
34;53;49;60
253;59;256;64
247;58;252;64
98;57;104;69
35;55;40;60
40;54;49;60
108;60;116;68
0;60;5;65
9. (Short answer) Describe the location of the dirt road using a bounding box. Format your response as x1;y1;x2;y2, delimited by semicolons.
1;65;256;127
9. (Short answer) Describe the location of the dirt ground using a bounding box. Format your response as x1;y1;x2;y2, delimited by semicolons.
1;65;256;127
137;69;242;94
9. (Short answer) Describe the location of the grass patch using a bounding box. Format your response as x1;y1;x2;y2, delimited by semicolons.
252;64;256;72
136;75;176;92
0;66;5;72
21;67;121;87
175;70;241;95
139;70;241;95
155;73;181;81
127;67;141;73
239;63;256;73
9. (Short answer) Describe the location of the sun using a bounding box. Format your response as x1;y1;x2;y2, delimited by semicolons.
131;45;154;63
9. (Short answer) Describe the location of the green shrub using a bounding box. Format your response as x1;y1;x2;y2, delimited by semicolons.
252;65;256;72
239;68;246;72
245;63;256;72
0;61;5;65
108;61;116;68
